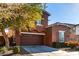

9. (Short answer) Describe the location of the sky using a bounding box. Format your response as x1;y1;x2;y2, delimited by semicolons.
46;3;79;25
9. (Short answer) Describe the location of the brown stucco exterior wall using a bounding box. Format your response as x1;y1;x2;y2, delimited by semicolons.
35;11;49;33
75;35;79;41
45;27;52;46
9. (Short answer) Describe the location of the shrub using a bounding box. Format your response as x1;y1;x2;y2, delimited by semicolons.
69;44;76;49
65;41;78;48
52;42;66;48
0;47;8;53
76;48;79;51
13;46;20;54
0;48;3;52
52;42;60;48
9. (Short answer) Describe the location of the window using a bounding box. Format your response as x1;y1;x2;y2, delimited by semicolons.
76;26;79;35
59;31;65;43
36;20;42;26
70;27;76;34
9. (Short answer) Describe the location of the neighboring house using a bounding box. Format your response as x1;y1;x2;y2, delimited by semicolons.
45;22;79;46
45;22;71;46
71;24;79;42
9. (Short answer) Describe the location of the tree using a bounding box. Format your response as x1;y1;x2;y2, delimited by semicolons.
0;4;13;48
0;3;43;49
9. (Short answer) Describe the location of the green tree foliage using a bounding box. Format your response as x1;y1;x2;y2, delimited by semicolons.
0;3;43;48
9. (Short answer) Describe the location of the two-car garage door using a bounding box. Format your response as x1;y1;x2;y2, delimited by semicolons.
20;32;45;45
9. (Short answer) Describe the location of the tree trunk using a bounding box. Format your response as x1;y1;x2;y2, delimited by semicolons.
1;29;10;48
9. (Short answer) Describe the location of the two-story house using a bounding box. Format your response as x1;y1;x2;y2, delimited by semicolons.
0;10;50;46
15;10;50;46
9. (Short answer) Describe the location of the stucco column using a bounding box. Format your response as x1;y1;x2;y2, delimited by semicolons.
43;35;47;45
14;28;21;45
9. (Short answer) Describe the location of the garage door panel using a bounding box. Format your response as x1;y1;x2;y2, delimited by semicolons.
20;34;43;45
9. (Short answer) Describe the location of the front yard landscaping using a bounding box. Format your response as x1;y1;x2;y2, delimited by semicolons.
0;46;21;56
0;45;79;56
52;41;79;52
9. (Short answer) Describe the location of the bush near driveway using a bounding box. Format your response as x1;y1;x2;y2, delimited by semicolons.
0;46;20;54
0;47;8;53
65;41;79;49
52;42;66;48
12;46;20;54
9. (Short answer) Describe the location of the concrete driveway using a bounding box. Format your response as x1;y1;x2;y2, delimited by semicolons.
21;45;79;56
21;45;58;53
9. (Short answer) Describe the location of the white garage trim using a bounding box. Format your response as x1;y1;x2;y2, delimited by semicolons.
21;32;45;35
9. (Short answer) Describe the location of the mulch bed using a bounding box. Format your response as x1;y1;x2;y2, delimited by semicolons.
59;47;79;52
0;50;13;56
0;50;32;56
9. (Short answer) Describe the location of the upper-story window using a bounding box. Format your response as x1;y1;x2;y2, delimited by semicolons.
36;20;42;26
70;27;76;34
76;26;79;35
